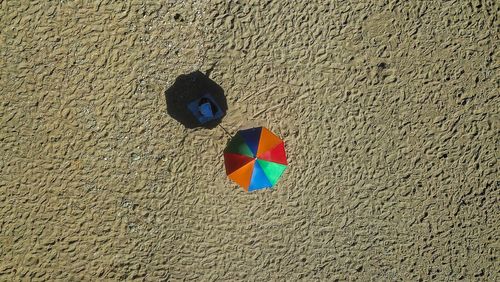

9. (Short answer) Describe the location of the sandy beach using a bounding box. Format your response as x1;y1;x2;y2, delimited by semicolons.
1;1;498;280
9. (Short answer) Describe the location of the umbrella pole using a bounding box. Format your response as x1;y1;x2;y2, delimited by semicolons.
218;124;232;137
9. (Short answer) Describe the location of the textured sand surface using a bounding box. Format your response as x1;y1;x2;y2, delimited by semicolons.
1;1;499;280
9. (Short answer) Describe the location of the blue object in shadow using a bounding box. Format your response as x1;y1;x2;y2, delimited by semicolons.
199;102;214;118
187;94;224;124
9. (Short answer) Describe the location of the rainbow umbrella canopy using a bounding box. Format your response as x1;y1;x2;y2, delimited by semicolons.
224;127;287;191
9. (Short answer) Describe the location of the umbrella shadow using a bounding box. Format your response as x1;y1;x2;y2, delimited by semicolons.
165;71;227;129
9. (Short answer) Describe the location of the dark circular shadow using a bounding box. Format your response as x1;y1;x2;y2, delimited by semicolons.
165;71;227;129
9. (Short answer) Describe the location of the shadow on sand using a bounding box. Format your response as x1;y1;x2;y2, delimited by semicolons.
165;71;227;129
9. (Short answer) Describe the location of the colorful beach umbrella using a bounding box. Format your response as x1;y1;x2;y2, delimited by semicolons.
224;127;287;191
